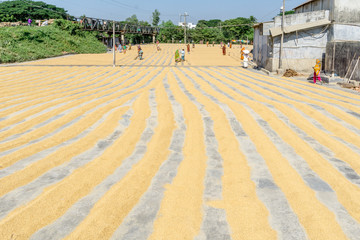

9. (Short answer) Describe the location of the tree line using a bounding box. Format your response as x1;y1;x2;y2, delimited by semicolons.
0;0;257;43
158;16;256;44
0;0;68;22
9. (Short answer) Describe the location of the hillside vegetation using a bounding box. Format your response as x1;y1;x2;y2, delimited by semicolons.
0;20;107;64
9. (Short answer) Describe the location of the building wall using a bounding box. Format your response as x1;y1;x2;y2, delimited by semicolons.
332;24;360;41
269;25;328;72
255;0;360;73
253;27;260;63
265;10;330;72
325;41;360;81
312;0;321;11
333;0;360;23
294;0;331;13
329;0;360;43
274;10;330;28
253;22;274;70
295;0;360;23
262;22;273;35
292;0;360;42
255;35;272;69
322;0;331;11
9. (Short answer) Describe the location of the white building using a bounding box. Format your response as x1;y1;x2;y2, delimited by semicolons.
178;22;197;29
253;0;360;79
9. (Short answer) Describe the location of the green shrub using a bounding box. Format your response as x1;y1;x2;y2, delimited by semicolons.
0;20;107;63
53;19;83;36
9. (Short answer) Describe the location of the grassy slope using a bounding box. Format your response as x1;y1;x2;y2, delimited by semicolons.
0;20;107;63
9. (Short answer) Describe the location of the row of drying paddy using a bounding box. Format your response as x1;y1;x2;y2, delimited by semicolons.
1;45;360;239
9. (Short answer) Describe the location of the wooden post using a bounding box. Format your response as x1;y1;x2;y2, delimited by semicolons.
344;53;357;80
279;0;285;70
331;42;336;77
349;57;360;82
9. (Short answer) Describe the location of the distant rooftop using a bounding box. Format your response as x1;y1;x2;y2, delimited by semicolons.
294;0;316;10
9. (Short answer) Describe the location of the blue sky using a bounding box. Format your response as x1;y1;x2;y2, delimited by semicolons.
41;0;306;23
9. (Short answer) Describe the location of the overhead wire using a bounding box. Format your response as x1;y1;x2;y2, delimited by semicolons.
100;0;179;17
100;0;145;12
58;0;121;18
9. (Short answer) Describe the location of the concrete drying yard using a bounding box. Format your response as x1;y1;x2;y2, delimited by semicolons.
0;44;360;240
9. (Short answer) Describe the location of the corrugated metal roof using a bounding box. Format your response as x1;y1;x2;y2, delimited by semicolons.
270;19;331;37
294;0;316;10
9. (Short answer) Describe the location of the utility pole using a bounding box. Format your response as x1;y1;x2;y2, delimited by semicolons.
279;0;285;70
180;12;189;44
113;21;116;68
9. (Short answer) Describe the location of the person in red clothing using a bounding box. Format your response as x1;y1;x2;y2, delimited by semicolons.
222;45;226;55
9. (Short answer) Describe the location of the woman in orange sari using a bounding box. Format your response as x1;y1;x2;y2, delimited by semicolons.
313;59;323;84
241;47;245;60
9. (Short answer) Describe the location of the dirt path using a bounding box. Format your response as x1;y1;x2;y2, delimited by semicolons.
1;44;360;240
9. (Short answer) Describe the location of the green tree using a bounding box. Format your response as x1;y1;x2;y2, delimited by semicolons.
222;16;257;41
123;15;153;44
158;20;183;43
125;14;139;25
196;20;208;27
207;19;221;27
249;16;257;22
187;17;256;43
196;19;222;28
190;25;224;43
278;10;295;16
0;0;69;22
152;9;160;26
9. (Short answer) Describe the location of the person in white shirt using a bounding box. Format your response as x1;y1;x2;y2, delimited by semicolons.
181;49;185;61
243;50;250;68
